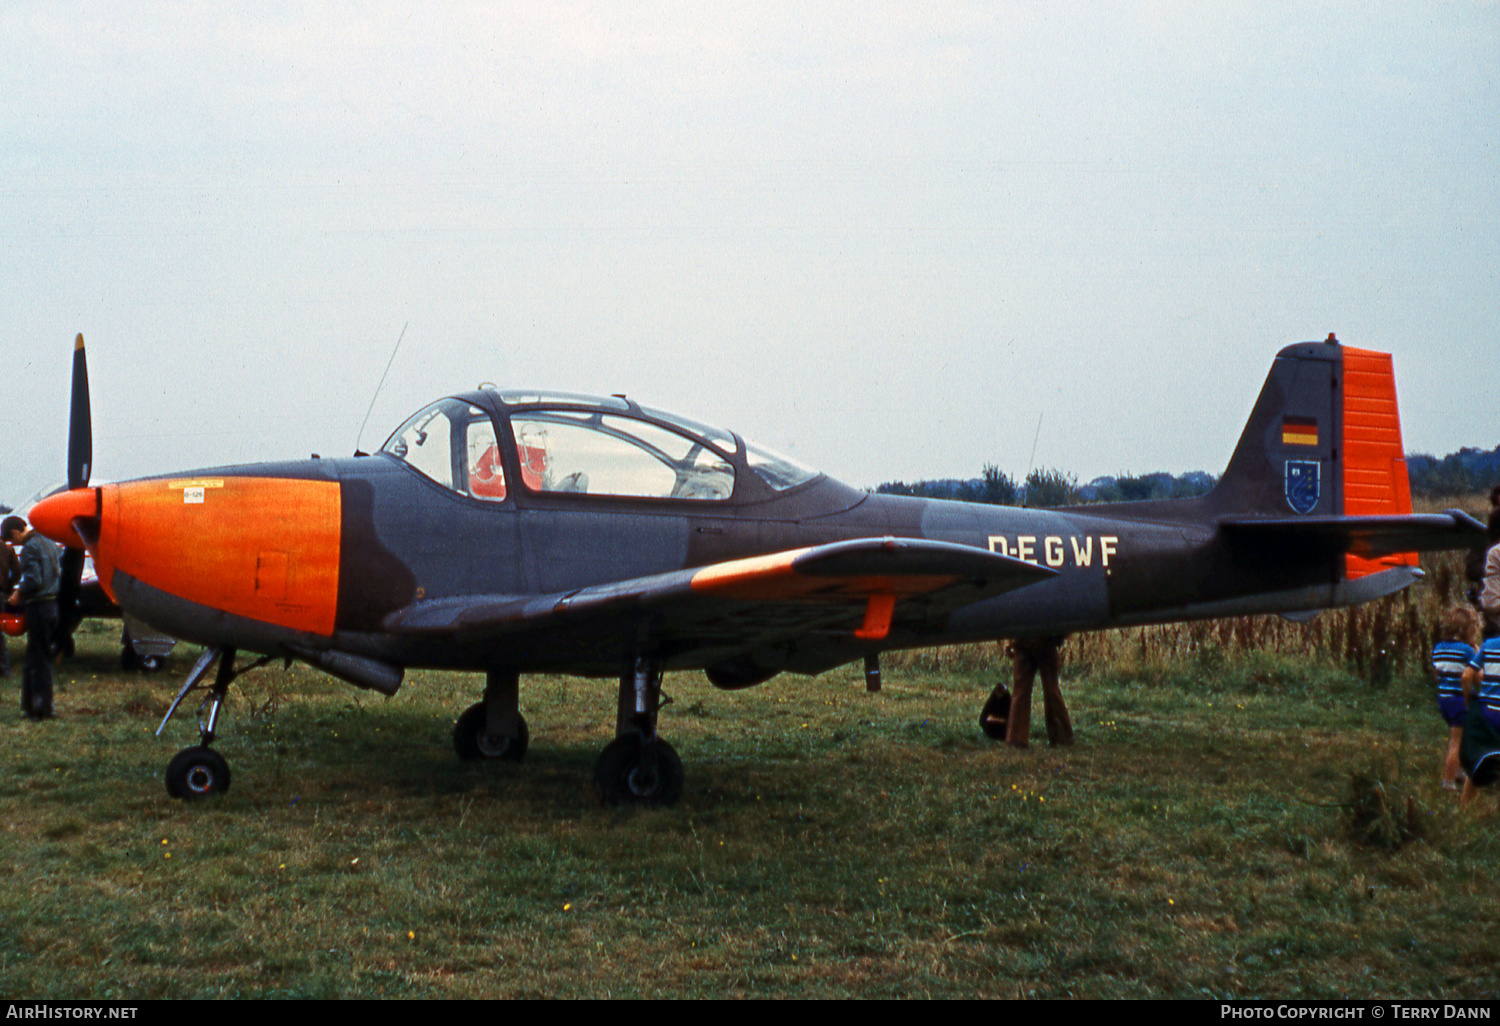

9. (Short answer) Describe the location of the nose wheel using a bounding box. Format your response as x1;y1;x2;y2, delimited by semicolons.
165;746;231;799
156;646;272;801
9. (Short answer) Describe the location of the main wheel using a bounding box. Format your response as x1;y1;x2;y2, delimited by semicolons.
594;734;683;807
979;685;1012;741
453;702;529;762
165;746;231;800
139;654;166;672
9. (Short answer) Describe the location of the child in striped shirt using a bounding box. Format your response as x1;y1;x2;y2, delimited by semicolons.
1460;632;1500;807
1433;606;1480;790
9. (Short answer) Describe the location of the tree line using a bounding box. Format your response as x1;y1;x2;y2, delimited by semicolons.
1405;445;1500;498
874;466;1217;507
875;442;1500;507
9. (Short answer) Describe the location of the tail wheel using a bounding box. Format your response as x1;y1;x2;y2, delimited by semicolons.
165;746;230;800
453;702;529;762
595;734;683;807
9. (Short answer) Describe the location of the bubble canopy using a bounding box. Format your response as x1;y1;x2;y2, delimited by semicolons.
381;392;819;500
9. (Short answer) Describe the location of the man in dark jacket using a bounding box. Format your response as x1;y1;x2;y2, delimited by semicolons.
0;535;18;677
3;516;60;718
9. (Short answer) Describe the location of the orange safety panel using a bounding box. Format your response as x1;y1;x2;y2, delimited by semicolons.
855;592;897;640
93;476;341;636
1341;348;1418;580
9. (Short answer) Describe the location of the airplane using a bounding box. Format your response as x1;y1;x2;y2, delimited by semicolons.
26;333;1484;804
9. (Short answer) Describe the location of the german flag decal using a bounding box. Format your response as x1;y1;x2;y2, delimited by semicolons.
1282;416;1319;446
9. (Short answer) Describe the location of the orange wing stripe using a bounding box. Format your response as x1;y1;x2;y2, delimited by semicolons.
690;550;958;603
689;548;808;594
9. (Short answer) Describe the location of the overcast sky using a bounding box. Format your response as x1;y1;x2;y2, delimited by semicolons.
1;2;1495;504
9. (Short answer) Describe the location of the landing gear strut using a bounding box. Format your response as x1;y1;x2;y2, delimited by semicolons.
595;657;683;806
454;670;529;762
157;646;273;800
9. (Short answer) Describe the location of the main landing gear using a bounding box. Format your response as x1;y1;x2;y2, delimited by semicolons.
454;670;529;762
157;646;273;800
595;657;682;807
456;659;684;806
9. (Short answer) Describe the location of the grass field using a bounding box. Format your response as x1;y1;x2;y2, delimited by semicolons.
2;579;1498;999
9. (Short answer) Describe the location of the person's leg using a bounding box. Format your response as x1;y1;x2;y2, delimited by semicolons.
1444;725;1465;788
23;602;56;718
1038;639;1073;746
1005;645;1037;749
22;611;42;716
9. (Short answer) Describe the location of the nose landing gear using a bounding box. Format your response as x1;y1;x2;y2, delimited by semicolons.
156;646;274;800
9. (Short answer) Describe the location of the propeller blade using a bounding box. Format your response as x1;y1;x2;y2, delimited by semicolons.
68;333;92;490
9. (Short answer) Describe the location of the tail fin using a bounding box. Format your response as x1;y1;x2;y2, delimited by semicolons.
1212;336;1416;579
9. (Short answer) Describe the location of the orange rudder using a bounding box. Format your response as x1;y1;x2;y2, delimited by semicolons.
1341;347;1418;579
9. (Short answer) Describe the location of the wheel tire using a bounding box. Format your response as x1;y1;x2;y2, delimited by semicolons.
165;746;231;800
979;685;1012;741
453;702;529;762
139;654;165;673
594;734;683;807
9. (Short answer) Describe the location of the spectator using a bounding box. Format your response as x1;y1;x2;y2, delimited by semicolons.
1433;606;1480;789
2;516;60;719
1003;636;1073;748
0;534;17;677
1461;629;1500;806
1480;509;1500;640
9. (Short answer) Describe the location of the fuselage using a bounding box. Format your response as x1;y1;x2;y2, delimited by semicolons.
29;380;1420;681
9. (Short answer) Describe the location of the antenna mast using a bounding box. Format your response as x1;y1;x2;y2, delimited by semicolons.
1021;412;1043;507
355;322;408;455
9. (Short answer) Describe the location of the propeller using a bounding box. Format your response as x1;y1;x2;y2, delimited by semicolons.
55;334;92;650
68;333;91;491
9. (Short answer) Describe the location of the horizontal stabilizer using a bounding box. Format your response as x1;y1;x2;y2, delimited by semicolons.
1220;510;1484;559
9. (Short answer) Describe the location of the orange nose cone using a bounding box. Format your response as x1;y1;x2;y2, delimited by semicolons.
28;488;98;550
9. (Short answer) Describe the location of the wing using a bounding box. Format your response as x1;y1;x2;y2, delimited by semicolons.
1219;509;1484;559
383;536;1055;672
